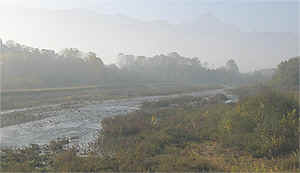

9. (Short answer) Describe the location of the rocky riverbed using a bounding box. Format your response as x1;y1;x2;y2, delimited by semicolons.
0;89;228;148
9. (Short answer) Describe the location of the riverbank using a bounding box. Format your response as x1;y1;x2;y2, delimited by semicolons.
0;84;222;128
1;86;298;172
92;86;299;172
0;88;226;148
1;83;221;111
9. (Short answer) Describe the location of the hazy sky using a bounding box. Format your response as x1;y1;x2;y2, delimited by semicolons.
0;0;299;72
0;0;298;32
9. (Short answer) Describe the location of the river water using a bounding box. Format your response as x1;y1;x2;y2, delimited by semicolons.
0;89;225;148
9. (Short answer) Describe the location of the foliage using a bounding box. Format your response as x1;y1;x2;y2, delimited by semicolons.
1;89;299;172
216;88;299;157
93;89;299;171
225;59;240;73
271;56;299;90
1;40;264;89
1;41;107;89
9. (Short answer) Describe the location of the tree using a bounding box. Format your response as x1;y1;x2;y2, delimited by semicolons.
0;38;3;49
225;59;239;73
86;52;104;66
117;53;135;68
271;57;299;89
60;48;82;58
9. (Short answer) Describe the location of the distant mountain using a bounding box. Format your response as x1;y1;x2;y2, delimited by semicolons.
178;13;241;33
0;8;298;72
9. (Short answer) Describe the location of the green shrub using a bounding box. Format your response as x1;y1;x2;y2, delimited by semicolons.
216;88;299;157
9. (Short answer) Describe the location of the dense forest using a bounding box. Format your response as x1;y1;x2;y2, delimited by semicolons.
0;39;269;89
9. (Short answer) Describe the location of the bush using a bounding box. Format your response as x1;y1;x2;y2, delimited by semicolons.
216;88;299;157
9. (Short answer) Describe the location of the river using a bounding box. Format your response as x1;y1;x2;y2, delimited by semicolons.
0;89;226;148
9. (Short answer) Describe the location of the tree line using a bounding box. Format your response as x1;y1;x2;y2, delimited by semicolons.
0;39;272;89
